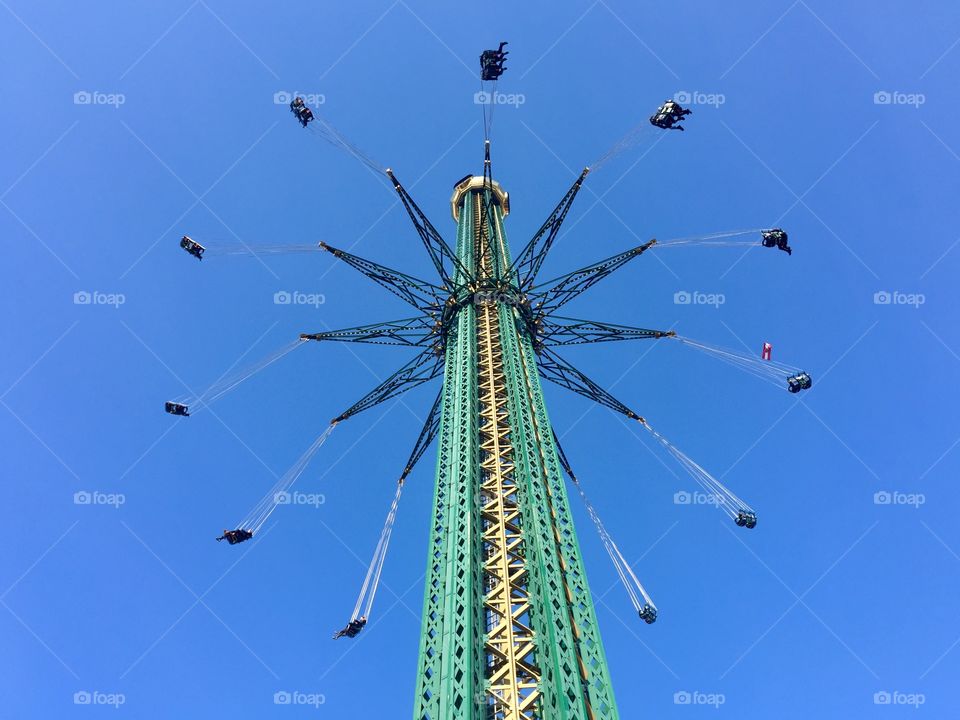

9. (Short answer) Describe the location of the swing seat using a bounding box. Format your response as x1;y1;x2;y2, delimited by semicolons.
180;236;205;260
165;401;190;416
787;372;812;393
220;528;254;545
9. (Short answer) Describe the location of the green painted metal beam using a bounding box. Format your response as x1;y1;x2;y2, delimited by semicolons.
413;184;619;720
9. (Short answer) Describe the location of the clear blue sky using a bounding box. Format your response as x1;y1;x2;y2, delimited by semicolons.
3;1;959;717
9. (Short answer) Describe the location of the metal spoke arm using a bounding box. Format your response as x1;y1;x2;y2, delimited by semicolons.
509;168;589;289
386;169;472;286
300;317;436;347
399;389;443;481
538;316;674;346
530;238;657;316
332;347;443;423
319;241;443;312
536;347;643;421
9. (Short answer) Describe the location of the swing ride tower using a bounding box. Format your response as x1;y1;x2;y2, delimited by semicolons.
173;145;804;716
174;72;811;720
413;176;618;720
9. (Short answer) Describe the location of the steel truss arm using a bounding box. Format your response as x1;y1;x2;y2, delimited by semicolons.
536;347;643;420
300;317;436;347
333;347;443;423
539;316;674;346
319;241;443;311
386;169;472;287
509;168;590;289
531;238;657;316
399;389;443;481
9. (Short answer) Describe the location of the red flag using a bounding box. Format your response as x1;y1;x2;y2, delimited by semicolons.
761;342;772;361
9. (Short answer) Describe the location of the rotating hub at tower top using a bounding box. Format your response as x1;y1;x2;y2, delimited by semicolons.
450;174;510;222
431;174;539;352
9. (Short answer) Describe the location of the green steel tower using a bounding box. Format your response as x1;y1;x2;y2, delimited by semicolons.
411;175;618;720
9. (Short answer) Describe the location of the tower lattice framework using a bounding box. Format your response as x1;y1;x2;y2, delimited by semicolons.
413;178;619;720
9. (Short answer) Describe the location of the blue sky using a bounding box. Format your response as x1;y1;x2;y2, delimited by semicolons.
2;1;959;717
